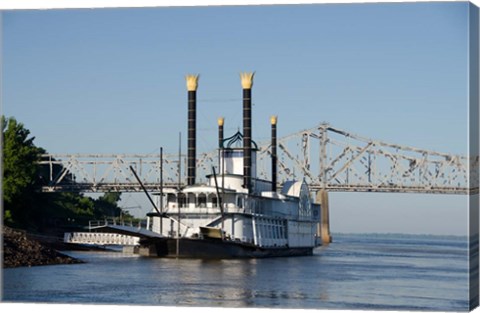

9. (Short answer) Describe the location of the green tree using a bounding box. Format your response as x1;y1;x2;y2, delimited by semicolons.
38;192;96;230
2;116;130;232
93;192;123;218
2;116;44;226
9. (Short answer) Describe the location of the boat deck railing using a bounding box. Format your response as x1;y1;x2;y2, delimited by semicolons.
64;231;140;246
88;219;145;230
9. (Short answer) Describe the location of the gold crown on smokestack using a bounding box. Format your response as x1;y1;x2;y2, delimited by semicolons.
270;116;277;125
240;72;255;89
186;74;199;91
217;117;225;126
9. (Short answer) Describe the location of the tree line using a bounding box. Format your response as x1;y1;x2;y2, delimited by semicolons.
2;116;135;234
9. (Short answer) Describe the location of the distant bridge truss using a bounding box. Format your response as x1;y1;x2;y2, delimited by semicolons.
39;123;476;195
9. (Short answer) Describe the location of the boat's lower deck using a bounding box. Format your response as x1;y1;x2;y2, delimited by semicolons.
139;237;314;259
150;212;318;250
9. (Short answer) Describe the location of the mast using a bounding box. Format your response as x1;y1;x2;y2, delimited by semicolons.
160;146;163;235
177;132;181;257
218;117;225;230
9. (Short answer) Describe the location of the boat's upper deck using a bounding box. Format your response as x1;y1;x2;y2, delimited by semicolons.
157;176;318;222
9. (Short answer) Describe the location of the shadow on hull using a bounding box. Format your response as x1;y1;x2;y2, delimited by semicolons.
139;237;314;259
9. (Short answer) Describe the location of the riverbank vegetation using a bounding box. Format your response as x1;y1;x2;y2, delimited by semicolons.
2;116;134;235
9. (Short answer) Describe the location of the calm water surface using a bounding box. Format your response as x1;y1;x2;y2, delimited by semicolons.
2;233;470;311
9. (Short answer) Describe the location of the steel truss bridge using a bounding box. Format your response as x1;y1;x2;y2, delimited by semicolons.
39;123;477;195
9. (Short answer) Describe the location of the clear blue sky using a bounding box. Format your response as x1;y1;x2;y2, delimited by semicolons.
2;1;474;235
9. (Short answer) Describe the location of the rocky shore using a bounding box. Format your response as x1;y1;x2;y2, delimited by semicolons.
2;226;83;268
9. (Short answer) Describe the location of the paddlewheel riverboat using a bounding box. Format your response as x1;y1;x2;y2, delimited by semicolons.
137;73;321;258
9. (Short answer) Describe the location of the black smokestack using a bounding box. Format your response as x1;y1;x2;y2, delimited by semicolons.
240;72;254;192
218;117;224;148
271;116;277;192
186;74;199;186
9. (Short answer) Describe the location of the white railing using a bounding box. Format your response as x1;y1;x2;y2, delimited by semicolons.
88;219;144;230
64;232;140;246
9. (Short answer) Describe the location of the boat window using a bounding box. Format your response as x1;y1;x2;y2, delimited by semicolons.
198;193;207;208
187;193;195;207
167;193;177;205
224;150;243;158
236;196;243;208
210;195;218;208
178;193;187;208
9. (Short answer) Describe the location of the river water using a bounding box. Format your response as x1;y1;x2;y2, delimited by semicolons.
1;233;471;311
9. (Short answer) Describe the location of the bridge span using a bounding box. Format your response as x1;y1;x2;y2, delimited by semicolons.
39;123;475;195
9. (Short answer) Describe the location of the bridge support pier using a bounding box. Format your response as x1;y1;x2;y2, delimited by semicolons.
316;189;332;244
139;244;157;257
